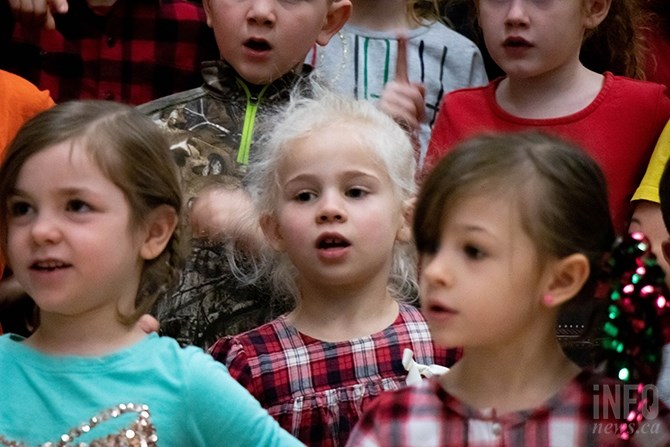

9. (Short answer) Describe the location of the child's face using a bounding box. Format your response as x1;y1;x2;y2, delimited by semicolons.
262;124;409;290
419;194;549;349
477;0;592;80
6;142;147;319
204;0;344;85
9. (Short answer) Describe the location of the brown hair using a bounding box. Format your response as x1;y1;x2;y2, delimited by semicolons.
581;0;648;79
0;100;185;324
415;132;616;362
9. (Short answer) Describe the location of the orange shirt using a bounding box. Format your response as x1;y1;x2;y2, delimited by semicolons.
0;70;55;275
0;70;55;161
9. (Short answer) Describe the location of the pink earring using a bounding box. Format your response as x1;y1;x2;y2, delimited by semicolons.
543;294;553;306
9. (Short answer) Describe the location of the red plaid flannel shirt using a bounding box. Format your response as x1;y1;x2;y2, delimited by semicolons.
346;371;670;446
3;0;218;104
209;303;460;447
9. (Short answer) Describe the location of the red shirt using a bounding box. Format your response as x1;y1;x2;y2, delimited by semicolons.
4;0;218;104
426;73;670;232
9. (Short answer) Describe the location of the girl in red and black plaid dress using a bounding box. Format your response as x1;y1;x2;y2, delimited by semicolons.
346;131;670;446
209;90;459;446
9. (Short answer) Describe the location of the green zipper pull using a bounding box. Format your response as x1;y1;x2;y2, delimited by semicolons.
237;80;269;165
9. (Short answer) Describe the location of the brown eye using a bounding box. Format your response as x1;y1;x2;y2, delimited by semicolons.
66;199;92;213
464;244;485;260
295;191;315;202
345;187;367;199
9;201;32;217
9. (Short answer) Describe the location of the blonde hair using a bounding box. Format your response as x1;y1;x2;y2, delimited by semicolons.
406;0;449;27
247;86;418;304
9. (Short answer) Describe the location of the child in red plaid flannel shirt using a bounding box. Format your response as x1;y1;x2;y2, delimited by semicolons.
208;89;458;447
3;0;219;104
346;131;670;446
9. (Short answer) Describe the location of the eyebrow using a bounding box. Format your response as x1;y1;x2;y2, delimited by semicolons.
11;186;98;198
284;170;382;184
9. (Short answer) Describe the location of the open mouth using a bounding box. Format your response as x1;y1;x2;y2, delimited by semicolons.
31;260;71;271
244;38;272;52
503;37;531;48
316;235;351;250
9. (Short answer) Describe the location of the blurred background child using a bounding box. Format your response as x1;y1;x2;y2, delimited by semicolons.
425;0;670;234
307;0;487;167
2;0;217;104
139;0;351;349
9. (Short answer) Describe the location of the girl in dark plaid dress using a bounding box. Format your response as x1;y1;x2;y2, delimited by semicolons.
346;131;670;446
209;90;459;446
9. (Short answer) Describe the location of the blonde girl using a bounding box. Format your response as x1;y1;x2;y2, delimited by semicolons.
210;90;457;446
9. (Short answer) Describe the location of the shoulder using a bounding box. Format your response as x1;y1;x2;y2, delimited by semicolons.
394;304;432;338
352;379;447;436
136;86;207;117
0;70;54;110
209;319;288;364
417;21;481;52
368;378;444;414
606;73;670;104
442;80;495;103
156;336;303;445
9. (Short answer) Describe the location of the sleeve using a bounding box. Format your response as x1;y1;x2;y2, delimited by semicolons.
632;119;670;203
468;48;489;87
184;348;304;446
209;335;255;393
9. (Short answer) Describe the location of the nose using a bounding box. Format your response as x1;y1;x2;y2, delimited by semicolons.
420;251;453;289
30;213;62;246
504;0;530;27
316;192;347;224
247;0;277;27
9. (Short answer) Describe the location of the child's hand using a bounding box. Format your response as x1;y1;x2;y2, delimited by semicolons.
379;81;426;134
378;36;425;143
136;314;160;334
190;186;266;253
9;0;69;30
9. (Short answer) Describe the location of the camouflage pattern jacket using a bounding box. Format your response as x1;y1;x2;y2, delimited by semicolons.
138;60;311;348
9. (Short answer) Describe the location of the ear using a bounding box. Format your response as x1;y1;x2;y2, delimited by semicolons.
139;205;179;261
202;0;214;28
662;240;670;267
541;253;590;308
315;0;352;46
396;198;415;243
259;214;286;252
583;0;611;30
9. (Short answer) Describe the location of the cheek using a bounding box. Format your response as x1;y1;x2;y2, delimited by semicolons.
277;212;308;242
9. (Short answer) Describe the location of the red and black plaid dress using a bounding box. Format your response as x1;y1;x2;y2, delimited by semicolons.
346;371;670;446
209;303;459;447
